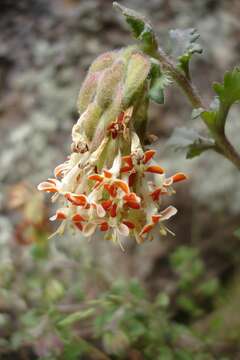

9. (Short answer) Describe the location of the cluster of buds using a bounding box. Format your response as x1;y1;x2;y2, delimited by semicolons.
38;47;186;248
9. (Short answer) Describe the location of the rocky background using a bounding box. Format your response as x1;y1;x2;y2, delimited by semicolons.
0;0;240;359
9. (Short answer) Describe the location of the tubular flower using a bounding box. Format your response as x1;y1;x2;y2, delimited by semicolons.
38;47;187;248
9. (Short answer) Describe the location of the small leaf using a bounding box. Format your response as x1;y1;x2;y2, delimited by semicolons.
213;67;240;107
169;28;202;77
168;127;215;159
148;62;172;104
58;309;95;327
234;228;240;239
113;2;158;55
155;293;170;308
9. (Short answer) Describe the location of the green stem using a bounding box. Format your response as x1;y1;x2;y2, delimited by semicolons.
154;47;240;170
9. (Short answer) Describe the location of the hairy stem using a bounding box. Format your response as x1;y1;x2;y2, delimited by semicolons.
155;47;240;170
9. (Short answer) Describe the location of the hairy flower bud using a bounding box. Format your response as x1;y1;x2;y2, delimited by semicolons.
123;52;151;107
95;61;125;108
77;72;100;114
88;51;117;73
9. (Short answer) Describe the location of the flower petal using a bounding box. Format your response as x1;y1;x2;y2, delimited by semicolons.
72;213;85;222
172;172;187;183
50;210;67;221
143;149;156;164
159;206;177;221
114;179;130;193
65;193;88;206
101;199;112;210
150;188;162;201
37;181;58;193
88;174;104;182
99;222;109;231
82;223;97;237
122;220;135;229
109;203;117;217
145;165;165;174
54;163;67;177
139;224;154;236
117;223;129;237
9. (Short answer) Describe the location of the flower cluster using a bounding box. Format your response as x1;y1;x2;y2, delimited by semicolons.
38;47;186;248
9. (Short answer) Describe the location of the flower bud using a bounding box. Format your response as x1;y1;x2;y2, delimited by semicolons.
81;102;103;140
95;61;125;109
120;45;138;58
123;52;150;107
88;51;117;72
77;72;100;114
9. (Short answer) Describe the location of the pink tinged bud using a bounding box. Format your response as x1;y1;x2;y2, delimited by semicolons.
123;52;151;106
77;72;100;114
95;61;125;109
89;51;117;73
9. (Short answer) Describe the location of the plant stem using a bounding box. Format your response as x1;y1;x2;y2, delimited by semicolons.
155;47;240;170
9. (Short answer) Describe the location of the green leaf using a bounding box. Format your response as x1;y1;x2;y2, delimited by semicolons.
169;28;202;77
155;293;170;308
62;340;88;360
201;69;240;132
148;62;172;104
198;278;219;297
213;67;240;107
168;127;215;159
113;2;158;55
58;308;95;327
234;228;240;239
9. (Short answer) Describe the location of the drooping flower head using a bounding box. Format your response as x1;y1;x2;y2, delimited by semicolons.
38;47;187;248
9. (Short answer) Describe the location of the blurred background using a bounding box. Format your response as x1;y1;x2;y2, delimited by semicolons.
0;0;240;359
